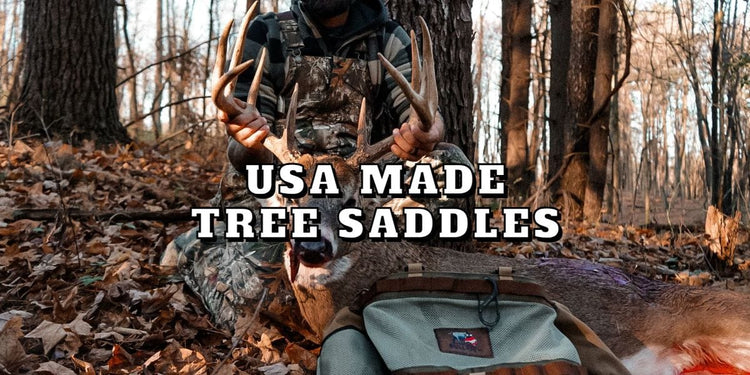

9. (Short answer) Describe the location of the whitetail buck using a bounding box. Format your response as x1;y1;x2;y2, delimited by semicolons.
213;7;750;374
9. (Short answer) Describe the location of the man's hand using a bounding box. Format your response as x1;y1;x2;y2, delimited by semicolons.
391;113;444;161
218;97;270;151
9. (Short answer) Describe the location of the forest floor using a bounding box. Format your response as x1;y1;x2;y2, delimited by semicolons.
1;140;749;375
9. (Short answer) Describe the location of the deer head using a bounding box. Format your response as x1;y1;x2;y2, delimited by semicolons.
212;6;440;284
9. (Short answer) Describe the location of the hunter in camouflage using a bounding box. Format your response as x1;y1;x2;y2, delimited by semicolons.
162;0;472;329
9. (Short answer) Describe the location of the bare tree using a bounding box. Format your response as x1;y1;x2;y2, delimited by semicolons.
16;0;129;144
583;0;618;222
500;0;532;199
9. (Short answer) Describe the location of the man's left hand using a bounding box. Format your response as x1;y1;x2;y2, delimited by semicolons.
391;113;444;161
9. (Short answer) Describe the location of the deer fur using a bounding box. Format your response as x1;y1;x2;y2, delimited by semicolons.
285;239;750;374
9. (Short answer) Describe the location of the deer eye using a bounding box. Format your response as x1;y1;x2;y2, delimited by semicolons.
343;198;357;208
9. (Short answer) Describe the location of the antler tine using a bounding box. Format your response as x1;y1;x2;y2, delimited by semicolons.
248;47;267;106
347;98;395;165
262;84;300;163
285;84;300;155
418;16;438;120
226;1;259;96
377;17;437;132
212;20;254;118
409;30;421;92
355;98;369;151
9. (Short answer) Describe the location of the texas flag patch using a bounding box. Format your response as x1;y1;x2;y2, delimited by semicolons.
434;328;493;358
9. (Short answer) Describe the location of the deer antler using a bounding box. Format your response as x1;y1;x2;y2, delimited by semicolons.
348;17;438;165
263;84;301;163
212;2;300;163
378;16;438;132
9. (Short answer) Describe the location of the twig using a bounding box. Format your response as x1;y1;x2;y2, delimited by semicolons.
124;96;210;128
13;208;195;223
116;38;218;87
522;152;578;207
211;288;268;375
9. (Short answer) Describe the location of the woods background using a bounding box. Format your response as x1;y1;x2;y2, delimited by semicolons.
1;0;749;224
1;0;750;373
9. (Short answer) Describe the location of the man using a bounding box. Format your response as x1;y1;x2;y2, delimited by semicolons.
163;0;470;330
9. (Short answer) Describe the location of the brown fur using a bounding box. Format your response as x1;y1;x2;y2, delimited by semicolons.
289;240;750;360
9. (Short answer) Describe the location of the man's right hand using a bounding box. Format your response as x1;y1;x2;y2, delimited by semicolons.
219;97;270;150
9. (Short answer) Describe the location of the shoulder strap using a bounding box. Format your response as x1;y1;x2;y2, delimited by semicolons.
276;11;305;58
322;307;365;341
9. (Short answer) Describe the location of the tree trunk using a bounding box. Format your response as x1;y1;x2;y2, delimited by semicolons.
547;0;571;196
387;0;475;164
500;0;532;200
16;0;129;145
387;0;475;252
153;0;164;140
710;0;724;210
559;0;599;219
583;0;616;223
473;11;485;164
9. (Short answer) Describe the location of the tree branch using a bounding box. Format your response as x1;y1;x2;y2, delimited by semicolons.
124;96;210;127
116;38;217;88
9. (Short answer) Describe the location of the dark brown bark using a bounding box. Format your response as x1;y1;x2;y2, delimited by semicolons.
583;0;617;223
387;0;475;252
500;0;532;199
16;0;129;145
558;0;599;219
710;0;723;210
387;0;475;164
547;0;571;195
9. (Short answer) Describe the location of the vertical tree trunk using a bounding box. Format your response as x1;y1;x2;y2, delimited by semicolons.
17;0;129;145
710;0;724;210
121;1;141;132
547;0;571;196
608;31;621;222
558;0;599;219
473;11;485;163
501;0;532;200
529;4;548;190
387;0;475;164
153;0;164;140
583;0;617;223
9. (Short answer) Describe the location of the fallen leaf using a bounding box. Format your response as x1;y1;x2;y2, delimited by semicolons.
34;361;76;375
0;316;28;371
284;343;317;371
107;344;133;371
258;363;289;375
70;355;96;375
143;341;207;375
25;320;67;355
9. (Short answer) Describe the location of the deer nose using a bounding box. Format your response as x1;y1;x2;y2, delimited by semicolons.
294;239;333;266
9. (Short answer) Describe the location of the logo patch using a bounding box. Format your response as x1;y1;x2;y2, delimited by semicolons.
434;328;493;358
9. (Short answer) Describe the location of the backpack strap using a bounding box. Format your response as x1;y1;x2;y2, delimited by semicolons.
322;307;365;339
277;11;305;58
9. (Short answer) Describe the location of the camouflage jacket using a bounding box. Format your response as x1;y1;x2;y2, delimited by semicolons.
229;0;413;164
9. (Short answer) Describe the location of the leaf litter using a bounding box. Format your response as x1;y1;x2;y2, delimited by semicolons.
1;140;749;373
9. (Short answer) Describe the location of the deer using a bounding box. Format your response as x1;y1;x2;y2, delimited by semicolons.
211;6;750;374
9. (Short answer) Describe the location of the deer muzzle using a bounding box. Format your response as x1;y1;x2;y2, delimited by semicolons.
289;238;334;282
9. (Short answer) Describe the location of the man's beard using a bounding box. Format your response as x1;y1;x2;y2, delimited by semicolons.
302;0;351;19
